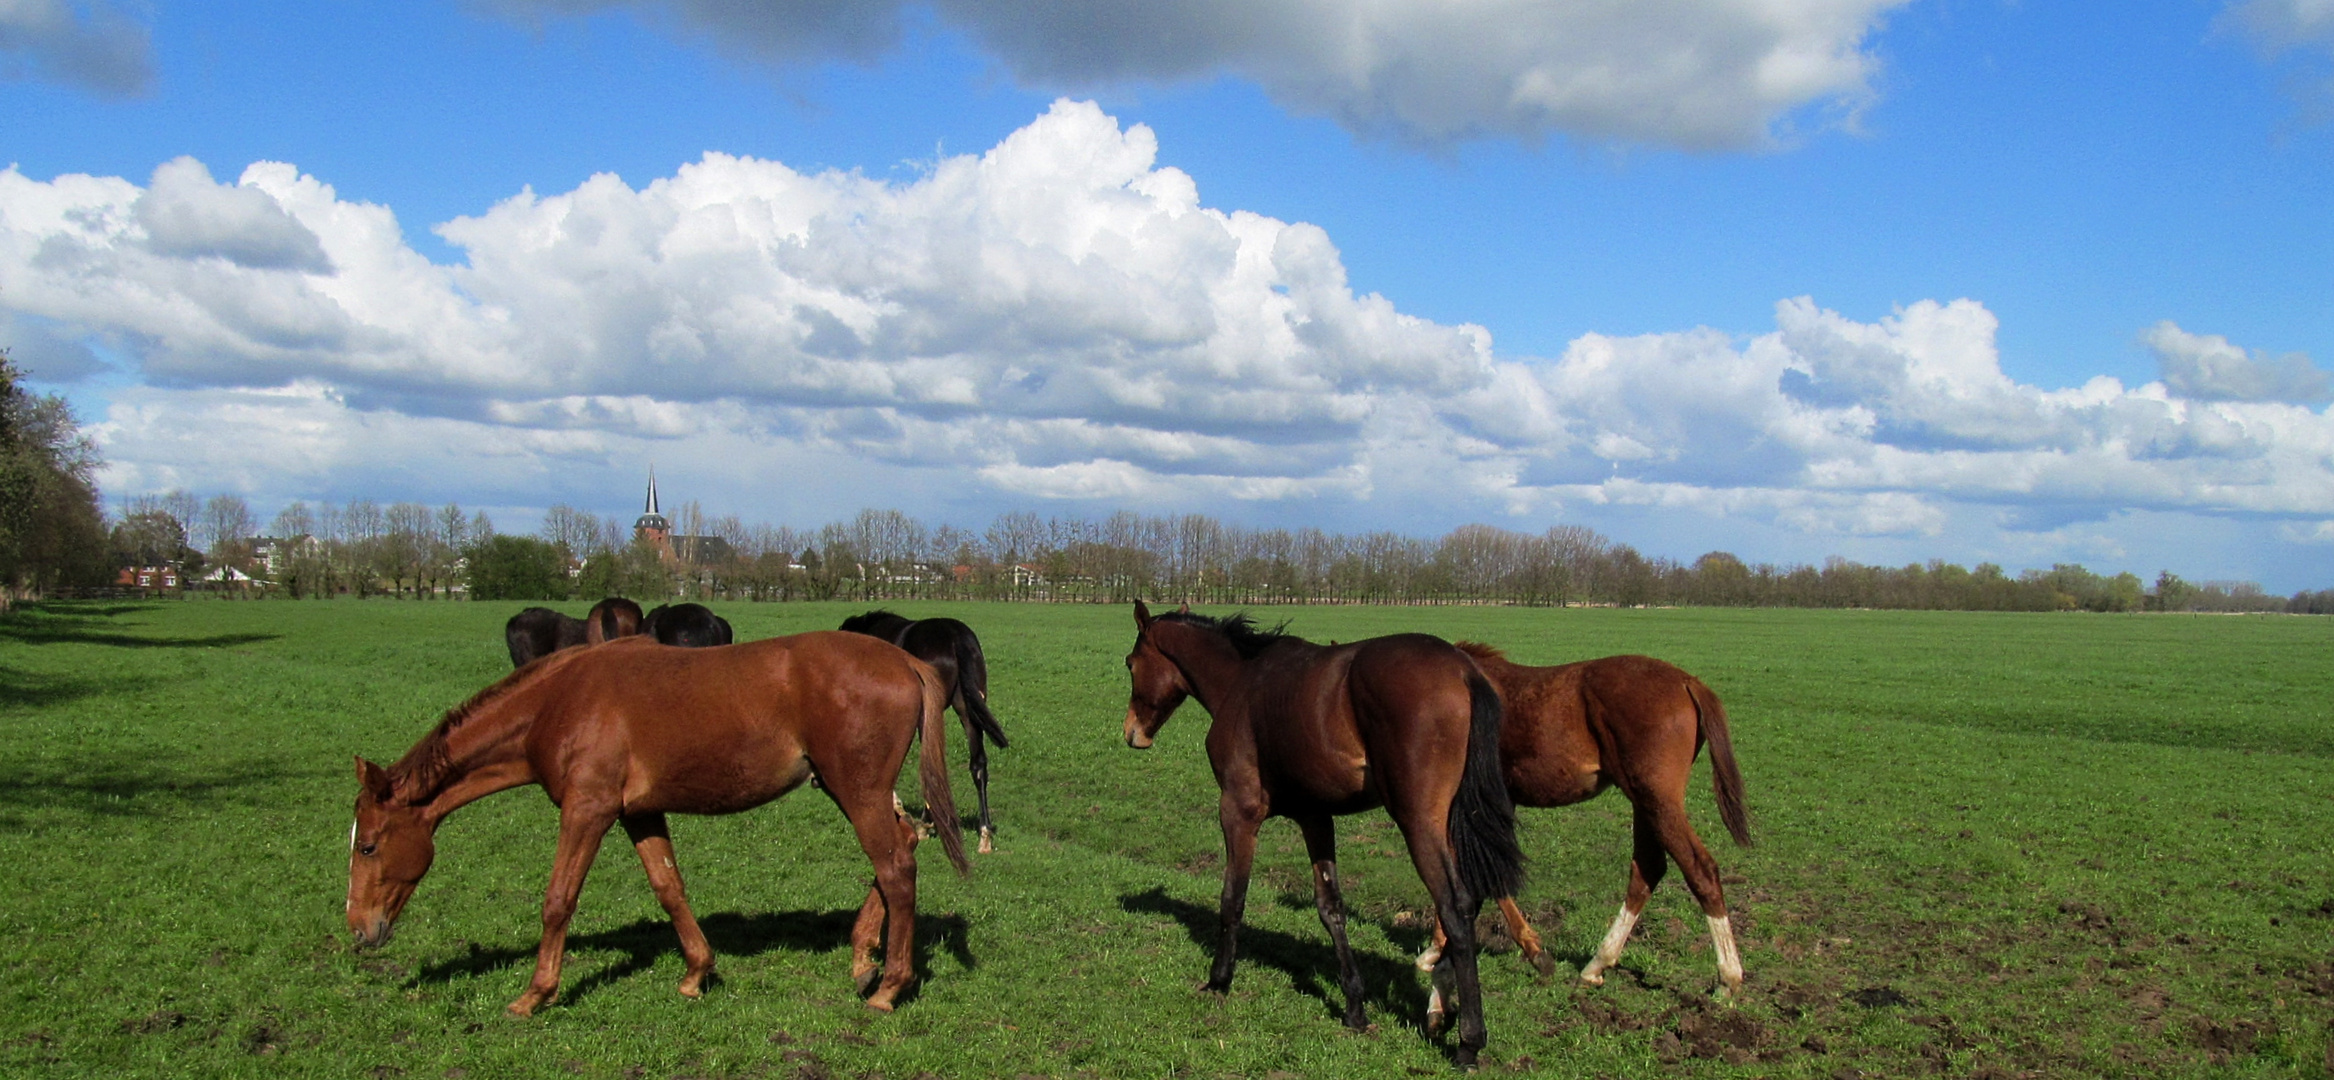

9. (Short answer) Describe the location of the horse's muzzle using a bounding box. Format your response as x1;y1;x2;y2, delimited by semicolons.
1123;707;1153;749
350;917;395;951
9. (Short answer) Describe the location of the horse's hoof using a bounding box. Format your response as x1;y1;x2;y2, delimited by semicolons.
863;996;896;1013
1579;969;1606;987
1454;1046;1480;1071
1198;979;1230;996
506;993;548;1018
977;829;994;854
1527;950;1557;979
853;967;880;996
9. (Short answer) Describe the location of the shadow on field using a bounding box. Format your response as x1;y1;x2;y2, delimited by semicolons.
0;662;162;708
1120;887;1430;1030
409;908;975;1008
0;603;280;650
0;753;291;826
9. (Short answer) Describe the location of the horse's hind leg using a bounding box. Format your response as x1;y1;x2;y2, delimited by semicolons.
1417;895;1552;978
848;800;922;996
510;805;617;1016
1297;815;1368;1030
1579;803;1667;989
961;707;994;853
622;813;715;998
1645;800;1742;994
842;791;921;1011
1498;896;1555;977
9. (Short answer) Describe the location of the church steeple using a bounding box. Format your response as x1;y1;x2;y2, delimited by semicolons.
634;466;671;541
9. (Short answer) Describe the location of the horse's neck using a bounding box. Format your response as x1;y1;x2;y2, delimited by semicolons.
1160;624;1247;714
403;689;540;822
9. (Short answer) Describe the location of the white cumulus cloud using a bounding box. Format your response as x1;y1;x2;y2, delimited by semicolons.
5;100;2334;555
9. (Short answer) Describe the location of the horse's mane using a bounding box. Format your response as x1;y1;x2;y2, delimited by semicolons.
839;609;905;633
1155;610;1297;660
386;660;545;803
1454;640;1506;662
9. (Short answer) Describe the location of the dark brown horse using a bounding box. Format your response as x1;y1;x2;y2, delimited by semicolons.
839;609;1009;852
1413;647;1751;996
1120;603;1524;1068
347;632;969;1015
503;597;645;666
643;602;732;647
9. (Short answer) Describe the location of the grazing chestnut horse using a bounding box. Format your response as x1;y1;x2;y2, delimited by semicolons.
1413;647;1751;996
503;597;645;667
1120;603;1524;1068
642;602;732;648
839;609;1010;852
347;632;970;1015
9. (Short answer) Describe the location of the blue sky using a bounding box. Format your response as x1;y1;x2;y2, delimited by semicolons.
4;0;2331;589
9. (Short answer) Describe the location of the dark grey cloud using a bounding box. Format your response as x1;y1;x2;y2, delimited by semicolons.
0;0;152;97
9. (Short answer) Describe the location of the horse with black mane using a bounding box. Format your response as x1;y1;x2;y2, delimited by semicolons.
503;597;645;667
643;602;732;648
839;609;1010;852
1413;645;1752;996
347;632;969;1015
1119;603;1523;1068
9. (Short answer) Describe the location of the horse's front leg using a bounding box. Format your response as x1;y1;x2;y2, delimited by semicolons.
509;805;617;1017
1205;791;1266;994
622;813;715;998
1297;815;1368;1029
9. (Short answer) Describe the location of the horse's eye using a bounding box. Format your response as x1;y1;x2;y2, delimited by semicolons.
359;842;378;857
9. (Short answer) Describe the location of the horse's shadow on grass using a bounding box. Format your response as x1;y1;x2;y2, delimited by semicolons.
410;907;975;1009
1118;886;1433;1032
0;751;290;826
0;663;162;708
0;604;280;650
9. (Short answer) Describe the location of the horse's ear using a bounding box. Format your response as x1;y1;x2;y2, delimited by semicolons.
1177;603;1190;614
355;756;394;803
1133;600;1153;627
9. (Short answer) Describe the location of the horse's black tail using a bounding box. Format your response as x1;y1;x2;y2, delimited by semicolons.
1449;665;1525;904
950;629;1009;749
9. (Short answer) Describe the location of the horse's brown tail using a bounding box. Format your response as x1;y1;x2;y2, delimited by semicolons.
917;665;971;875
1450;665;1526;903
1688;677;1752;847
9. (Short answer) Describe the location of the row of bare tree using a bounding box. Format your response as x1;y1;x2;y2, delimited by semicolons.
116;489;2310;614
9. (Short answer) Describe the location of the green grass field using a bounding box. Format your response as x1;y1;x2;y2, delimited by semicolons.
1;599;2329;1078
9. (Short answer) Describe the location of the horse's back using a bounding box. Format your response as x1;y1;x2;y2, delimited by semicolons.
531;633;930;813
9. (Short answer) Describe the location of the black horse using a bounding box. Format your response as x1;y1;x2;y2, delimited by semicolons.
504;598;646;667
839;609;1010;852
643;602;733;648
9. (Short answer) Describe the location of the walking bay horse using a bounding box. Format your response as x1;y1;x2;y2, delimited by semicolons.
1120;603;1524;1068
346;632;970;1015
839;609;1010;852
1413;647;1752;996
503;597;646;667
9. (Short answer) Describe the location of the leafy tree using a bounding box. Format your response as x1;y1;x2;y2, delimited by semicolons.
0;352;109;603
464;535;571;601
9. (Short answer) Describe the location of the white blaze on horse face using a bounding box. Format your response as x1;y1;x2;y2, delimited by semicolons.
1708;914;1743;989
1580;902;1641;985
349;819;358;852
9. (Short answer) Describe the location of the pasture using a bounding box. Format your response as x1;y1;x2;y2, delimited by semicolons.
0;599;2328;1078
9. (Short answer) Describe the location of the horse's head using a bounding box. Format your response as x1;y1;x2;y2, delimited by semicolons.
346;756;436;949
1122;601;1191;749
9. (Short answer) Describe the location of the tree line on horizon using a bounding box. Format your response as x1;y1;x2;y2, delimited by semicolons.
70;485;2334;616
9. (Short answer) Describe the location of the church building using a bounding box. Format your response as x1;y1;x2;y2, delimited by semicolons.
633;469;732;565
